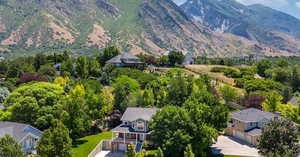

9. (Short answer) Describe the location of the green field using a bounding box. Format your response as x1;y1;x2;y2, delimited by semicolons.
72;132;113;157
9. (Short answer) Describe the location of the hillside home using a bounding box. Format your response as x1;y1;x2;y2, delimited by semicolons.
225;108;279;146
110;107;159;152
106;53;144;68
0;122;42;154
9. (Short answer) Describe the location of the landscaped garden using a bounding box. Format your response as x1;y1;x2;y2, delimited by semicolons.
72;132;113;157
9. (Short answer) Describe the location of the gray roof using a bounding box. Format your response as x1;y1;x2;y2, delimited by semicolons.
0;105;4;110
247;128;262;136
111;124;151;134
231;108;277;123
106;53;143;64
121;107;159;122
0;122;42;142
289;96;299;106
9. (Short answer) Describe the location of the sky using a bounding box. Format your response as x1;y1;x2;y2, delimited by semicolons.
173;0;300;19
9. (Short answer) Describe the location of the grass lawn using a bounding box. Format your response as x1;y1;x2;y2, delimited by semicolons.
72;132;113;157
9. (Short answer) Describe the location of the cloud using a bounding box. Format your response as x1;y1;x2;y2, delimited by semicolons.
296;2;300;8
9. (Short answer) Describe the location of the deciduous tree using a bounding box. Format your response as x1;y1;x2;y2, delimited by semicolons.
258;118;299;157
37;120;72;157
0;135;24;157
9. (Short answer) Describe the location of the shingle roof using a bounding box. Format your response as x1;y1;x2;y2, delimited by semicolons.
0;122;42;142
247;128;262;136
121;107;159;122
231;108;277;123
106;53;143;64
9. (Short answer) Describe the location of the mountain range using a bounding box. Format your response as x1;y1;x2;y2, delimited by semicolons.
0;0;299;57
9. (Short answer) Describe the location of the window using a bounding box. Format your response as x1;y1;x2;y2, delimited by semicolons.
136;120;144;131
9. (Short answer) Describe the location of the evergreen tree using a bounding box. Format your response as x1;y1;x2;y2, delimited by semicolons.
37;120;72;157
99;46;120;65
88;57;101;77
0;135;24;157
76;56;89;78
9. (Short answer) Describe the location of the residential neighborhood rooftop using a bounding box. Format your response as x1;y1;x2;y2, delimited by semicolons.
231;108;277;123
121;107;159;121
0;121;42;142
106;53;143;64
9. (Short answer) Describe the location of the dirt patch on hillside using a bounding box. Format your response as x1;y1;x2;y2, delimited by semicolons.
86;24;110;48
49;22;75;43
1;27;23;45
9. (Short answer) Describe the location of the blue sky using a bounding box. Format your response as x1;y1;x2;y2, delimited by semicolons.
173;0;300;19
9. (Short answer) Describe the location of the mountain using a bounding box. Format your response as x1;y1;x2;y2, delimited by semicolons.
0;0;294;57
181;0;300;54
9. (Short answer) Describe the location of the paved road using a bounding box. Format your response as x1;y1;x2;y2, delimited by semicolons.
211;135;260;157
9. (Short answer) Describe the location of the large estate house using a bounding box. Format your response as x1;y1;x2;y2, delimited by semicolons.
110;107;159;152
106;53;144;68
0;122;42;154
225;108;279;146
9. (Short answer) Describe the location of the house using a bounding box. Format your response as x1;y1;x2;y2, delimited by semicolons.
225;108;279;146
106;53;144;68
0;122;42;154
110;107;159;152
183;53;195;65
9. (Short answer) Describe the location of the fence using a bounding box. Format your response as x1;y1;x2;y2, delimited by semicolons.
88;140;111;157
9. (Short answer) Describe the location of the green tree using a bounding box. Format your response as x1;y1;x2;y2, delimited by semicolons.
167;77;192;106
126;143;136;157
256;60;271;77
76;56;89;78
34;54;47;72
39;64;56;76
61;59;75;76
184;144;195;157
62;85;90;139
5;82;64;129
262;91;283;112
10;97;39;126
0;135;25;157
88;57;101;77
291;66;300;91
168;51;185;66
112;76;140;112
99;46;120;65
258;119;299;157
150;106;218;157
37;120;72;157
220;85;238;103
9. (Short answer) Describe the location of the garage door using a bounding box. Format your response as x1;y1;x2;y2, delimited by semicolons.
234;130;245;141
118;144;127;151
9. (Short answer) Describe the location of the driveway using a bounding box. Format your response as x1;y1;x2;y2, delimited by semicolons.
211;135;260;157
95;151;125;157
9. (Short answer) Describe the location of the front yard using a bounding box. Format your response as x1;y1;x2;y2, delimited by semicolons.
72;132;113;157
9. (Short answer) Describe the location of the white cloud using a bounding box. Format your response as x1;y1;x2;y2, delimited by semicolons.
296;2;300;8
235;0;288;7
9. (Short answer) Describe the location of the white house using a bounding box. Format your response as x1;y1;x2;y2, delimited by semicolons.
0;122;42;154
